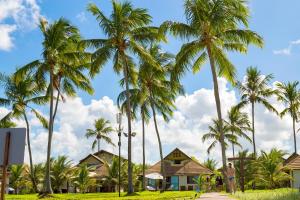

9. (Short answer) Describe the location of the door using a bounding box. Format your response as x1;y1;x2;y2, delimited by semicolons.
171;176;179;191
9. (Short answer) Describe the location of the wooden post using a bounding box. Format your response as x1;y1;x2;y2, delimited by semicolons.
1;132;11;200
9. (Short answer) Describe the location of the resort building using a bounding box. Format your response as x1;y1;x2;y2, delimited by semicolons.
284;153;300;188
145;148;212;191
64;150;123;193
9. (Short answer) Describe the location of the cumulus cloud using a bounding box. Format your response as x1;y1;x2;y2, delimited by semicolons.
76;12;87;23
0;0;41;51
5;78;298;167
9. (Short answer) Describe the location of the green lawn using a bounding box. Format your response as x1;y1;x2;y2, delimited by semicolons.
6;191;199;200
232;188;300;200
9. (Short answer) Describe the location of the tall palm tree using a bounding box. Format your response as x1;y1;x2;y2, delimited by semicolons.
118;44;181;191
226;107;252;157
0;73;48;192
165;0;263;190
202;119;242;154
85;1;162;193
85;118;115;152
117;88;150;191
276;81;300;153
237;67;277;156
51;156;73;193
15;18;91;194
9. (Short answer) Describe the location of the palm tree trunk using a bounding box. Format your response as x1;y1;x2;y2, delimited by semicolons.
142;114;146;191
251;102;256;156
293;117;297;153
52;91;60;121
98;138;101;152
44;70;54;194
123;55;133;194
207;45;229;192
23;113;38;193
232;131;235;158
150;100;166;192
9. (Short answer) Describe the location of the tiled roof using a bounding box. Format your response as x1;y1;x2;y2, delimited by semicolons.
285;154;300;170
145;148;213;176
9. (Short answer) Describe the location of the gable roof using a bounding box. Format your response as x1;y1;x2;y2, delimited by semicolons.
285;153;300;170
145;148;213;176
78;153;105;165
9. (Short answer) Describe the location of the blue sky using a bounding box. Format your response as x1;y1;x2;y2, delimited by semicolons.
1;0;300;103
1;0;300;163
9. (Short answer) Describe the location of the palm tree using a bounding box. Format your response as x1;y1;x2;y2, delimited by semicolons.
237;67;277;156
0;73;48;192
118;44;181;191
165;0;263;190
256;149;291;189
226;107;252;157
85;1;162;193
30;163;45;192
10;165;27;194
0;117;16;128
276;81;300;153
202;119;242;154
51;156;73;193
15;18;91;194
203;158;218;171
117;88;150;191
73;164;96;193
85;118;115;152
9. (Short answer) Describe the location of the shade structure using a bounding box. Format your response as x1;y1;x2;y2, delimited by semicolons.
145;172;163;180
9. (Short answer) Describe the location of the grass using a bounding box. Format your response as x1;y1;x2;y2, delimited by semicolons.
6;191;199;200
232;188;300;200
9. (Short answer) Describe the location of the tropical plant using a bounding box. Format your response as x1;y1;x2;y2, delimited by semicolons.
0;117;16;128
102;157;119;192
30;163;45;192
15;18;91;194
73;164;96;193
165;0;263;190
226;107;252;157
203;158;218;171
237;67;277;156
0;73;48;192
255;149;291;189
86;1;163;193
202;119;242;154
51;156;74;193
118;44;181;191
9;165;31;194
85;118;115;152
276;81;300;153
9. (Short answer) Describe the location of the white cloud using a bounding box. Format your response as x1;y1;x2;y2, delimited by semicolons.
0;0;41;51
5;78;299;167
76;12;87;23
273;38;300;56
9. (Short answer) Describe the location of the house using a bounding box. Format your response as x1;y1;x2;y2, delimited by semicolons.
63;150;123;193
144;148;213;191
284;153;300;188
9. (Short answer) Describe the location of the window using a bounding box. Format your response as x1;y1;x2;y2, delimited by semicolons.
187;176;195;184
174;160;181;165
173;151;181;158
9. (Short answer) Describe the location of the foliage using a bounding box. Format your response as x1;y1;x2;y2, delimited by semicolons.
73;164;96;193
50;156;74;193
203;158;218;171
85;118;115;151
202;118;243;154
9;165;32;194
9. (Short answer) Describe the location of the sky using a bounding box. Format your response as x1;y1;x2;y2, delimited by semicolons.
0;0;300;166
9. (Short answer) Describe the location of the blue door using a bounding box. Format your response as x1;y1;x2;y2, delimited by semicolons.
171;176;179;190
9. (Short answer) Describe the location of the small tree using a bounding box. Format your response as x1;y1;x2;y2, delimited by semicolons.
51;156;73;193
73;164;96;193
